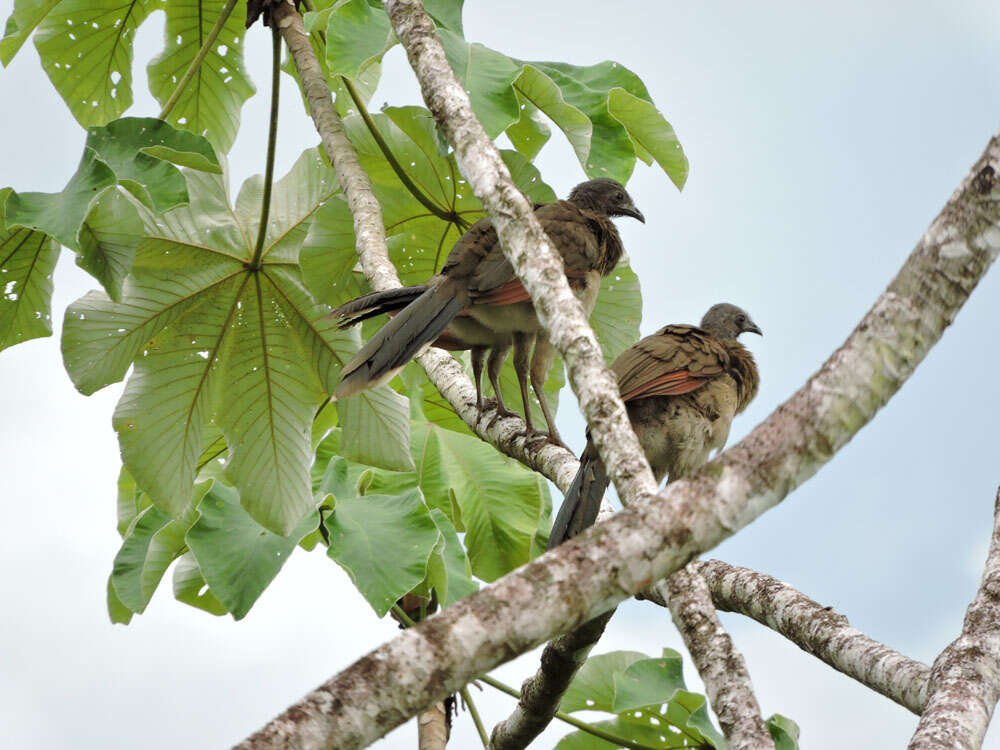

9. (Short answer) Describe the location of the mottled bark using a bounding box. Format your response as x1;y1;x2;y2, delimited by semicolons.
908;489;1000;749
692;559;931;714
486;611;614;749
272;0;583;493
662;570;772;748
236;129;1000;750
417;702;449;750
382;0;659;507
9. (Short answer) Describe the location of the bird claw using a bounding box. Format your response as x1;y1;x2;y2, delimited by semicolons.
521;427;571;452
485;406;518;431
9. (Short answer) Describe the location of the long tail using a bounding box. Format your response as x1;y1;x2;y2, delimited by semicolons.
335;279;465;399
548;440;609;549
330;286;429;329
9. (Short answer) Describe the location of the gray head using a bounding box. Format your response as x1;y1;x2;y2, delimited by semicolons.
568;178;645;223
700;303;763;341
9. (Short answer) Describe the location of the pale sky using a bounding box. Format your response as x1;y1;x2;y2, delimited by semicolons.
2;1;1000;748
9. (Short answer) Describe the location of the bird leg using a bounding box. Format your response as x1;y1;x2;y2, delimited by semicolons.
484;342;517;429
511;331;537;434
527;334;569;450
471;346;486;417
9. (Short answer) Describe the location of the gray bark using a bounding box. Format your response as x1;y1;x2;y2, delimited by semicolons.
693;559;932;714
382;0;660;507
234;121;1000;750
662;571;773;748
908;488;1000;749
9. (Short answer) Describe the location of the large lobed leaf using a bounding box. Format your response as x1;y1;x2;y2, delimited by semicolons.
319;2;687;186
10;0;253;152
61;148;382;535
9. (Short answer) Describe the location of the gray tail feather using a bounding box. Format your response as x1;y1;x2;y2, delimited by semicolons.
548;440;609;550
330;286;429;329
335;281;464;398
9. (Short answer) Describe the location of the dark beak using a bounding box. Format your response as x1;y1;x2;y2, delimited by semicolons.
745;321;763;336
618;204;645;223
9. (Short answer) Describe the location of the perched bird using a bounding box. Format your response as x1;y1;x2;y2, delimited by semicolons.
547;303;762;549
331;178;645;444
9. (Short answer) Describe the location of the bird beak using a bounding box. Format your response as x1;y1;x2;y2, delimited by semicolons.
745;321;763;336
618;204;645;223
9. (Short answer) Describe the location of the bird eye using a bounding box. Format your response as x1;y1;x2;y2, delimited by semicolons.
616;191;624;200
737;315;746;326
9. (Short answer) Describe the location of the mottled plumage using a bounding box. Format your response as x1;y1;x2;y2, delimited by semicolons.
548;303;761;549
331;179;644;445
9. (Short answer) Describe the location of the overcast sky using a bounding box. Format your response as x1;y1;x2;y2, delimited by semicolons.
2;1;1000;748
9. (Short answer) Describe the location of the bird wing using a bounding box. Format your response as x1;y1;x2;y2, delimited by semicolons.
613;325;731;402
441;201;606;303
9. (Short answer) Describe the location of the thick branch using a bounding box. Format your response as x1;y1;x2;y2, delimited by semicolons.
908;488;1000;749
382;0;659;507
693;559;931;715
487;611;614;749
417;702;449;750
236;126;1000;750
272;0;581;493
661;570;772;748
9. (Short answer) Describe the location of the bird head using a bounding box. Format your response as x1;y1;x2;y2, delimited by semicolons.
568;178;645;223
700;303;763;341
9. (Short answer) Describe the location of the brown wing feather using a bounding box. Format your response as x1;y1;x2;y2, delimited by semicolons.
612;325;731;404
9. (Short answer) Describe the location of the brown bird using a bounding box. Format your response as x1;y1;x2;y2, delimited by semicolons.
547;303;761;549
332;179;645;444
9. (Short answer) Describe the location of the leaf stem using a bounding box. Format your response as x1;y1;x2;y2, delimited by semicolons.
389;606;662;750
249;23;282;270
158;0;240;119
460;687;489;747
339;75;468;231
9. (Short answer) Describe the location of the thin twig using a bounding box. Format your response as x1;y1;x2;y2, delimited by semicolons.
249;23;282;269
159;0;241;118
461;687;489;748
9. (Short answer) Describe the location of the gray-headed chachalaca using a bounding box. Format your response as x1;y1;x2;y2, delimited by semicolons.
547;303;761;549
331;179;644;444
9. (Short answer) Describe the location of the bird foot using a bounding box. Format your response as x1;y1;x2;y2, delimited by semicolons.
521;427;571;452
485;405;519;431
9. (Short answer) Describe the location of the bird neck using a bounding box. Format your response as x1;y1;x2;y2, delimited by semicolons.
725;342;760;413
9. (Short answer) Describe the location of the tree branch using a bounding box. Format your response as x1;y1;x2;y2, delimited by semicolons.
686;559;931;714
486;611;615;749
908;488;1000;749
382;0;659;507
235;123;1000;750
271;0;581;493
417;702;449;750
661;570;772;748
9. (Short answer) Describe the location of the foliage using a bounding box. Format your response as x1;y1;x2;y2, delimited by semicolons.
556;649;800;749
1;0;697;711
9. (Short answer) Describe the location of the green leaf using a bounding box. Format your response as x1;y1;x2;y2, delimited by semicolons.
324;488;439;617
561;650;647;713
426;507;477;606
423;0;464;34
505;92;552;162
107;574;134;624
85;117;221;213
0;0;61;65
172;550;228;615
62;151;346;534
767;714;801;750
33;0;155;127
147;0;256;153
324;0;394;80
510;64;590;165
337;385;415;472
439;29;521;137
662;690;729;749
5;147;117;250
611;652;686;713
608;88;688;190
110;498;203;614
554;717;694;749
187;482;318;619
0;221;58;352
76;188;143;301
591;260;642;365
